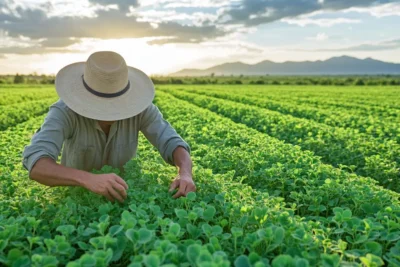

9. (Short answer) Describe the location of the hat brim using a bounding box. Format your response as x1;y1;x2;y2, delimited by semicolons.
55;62;155;121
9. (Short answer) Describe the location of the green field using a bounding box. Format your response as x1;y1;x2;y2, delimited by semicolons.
0;84;399;267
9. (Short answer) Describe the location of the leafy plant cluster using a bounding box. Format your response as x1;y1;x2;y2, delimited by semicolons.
0;98;58;131
163;89;400;192
0;85;400;266
182;88;400;143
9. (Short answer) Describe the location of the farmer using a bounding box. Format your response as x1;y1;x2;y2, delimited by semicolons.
22;51;195;203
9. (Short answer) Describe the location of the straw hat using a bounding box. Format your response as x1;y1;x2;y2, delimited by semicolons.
55;51;155;121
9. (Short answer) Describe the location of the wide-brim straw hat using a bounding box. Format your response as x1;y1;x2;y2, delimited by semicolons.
55;51;155;121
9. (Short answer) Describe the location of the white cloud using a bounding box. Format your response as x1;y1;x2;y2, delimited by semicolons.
344;3;400;17
282;17;361;27
128;9;218;26
307;33;329;41
138;0;234;8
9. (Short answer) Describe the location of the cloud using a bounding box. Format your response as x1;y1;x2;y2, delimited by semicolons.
344;2;400;17
221;0;398;26
282;17;361;27
129;9;219;26
0;46;76;55
0;5;225;53
87;0;139;9
138;0;233;8
307;33;329;41
303;39;400;52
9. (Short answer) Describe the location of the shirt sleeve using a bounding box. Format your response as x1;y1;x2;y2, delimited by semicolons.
139;103;190;165
22;100;75;174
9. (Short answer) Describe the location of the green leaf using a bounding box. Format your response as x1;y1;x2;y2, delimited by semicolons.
202;223;212;236
363;241;382;256
273;227;285;244
7;248;23;263
360;254;384;267
234;255;251;267
203;206;216;221
80;254;96;267
0;239;8;252
186;192;196;201
144;255;160;267
169;223;181;237
272;255;294;267
109;225;124;237
187;224;201;239
56;225;76;236
231;227;243;237
138;228;153;244
186;244;201;264
248;252;261;264
31;255;58;267
175;209;187;219
211;225;223;236
12;256;30;267
125;229;138;243
120;211;137;230
321;254;340;267
295;258;309;267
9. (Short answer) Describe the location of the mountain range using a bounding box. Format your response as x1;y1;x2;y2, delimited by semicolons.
170;56;400;76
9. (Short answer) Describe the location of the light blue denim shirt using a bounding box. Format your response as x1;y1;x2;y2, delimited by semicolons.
23;100;190;173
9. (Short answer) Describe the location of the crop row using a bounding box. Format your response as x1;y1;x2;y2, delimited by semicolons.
0;97;58;131
163;89;400;192
0;89;57;106
232;85;400;109
163;85;400;120
174;85;400;120
182;88;400;143
0;111;347;266
0;93;399;265
154;91;400;265
241;90;400;119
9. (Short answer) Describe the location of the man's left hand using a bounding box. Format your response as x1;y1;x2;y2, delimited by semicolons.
169;173;196;198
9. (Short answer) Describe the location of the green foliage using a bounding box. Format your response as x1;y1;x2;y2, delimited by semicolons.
0;84;400;266
165;89;400;191
13;73;25;84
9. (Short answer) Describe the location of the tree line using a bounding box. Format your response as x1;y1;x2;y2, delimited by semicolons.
1;74;400;86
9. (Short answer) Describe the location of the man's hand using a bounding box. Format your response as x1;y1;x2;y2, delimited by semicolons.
169;173;196;198
83;173;129;203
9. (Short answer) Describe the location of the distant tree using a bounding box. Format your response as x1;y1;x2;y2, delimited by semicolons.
14;73;25;84
354;79;365;86
210;73;215;77
170;78;184;84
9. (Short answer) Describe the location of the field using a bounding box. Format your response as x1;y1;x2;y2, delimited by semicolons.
0;84;400;267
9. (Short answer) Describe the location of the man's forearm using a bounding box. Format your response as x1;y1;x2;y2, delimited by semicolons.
30;157;90;187
173;146;193;176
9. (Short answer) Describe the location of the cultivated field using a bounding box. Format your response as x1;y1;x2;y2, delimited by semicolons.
0;84;399;266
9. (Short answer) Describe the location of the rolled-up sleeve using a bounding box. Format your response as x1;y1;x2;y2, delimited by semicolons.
139;103;190;165
23;101;74;174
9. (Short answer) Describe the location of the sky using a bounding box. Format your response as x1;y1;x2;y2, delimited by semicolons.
0;0;400;75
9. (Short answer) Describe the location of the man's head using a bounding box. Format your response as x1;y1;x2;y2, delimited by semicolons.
55;51;155;121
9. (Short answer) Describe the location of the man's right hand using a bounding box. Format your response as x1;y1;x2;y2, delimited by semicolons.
83;173;129;203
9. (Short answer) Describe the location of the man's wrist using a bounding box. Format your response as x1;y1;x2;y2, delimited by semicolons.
74;170;93;188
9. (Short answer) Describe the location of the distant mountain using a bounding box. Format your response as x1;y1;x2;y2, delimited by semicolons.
170;56;400;76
